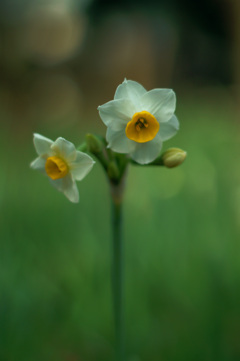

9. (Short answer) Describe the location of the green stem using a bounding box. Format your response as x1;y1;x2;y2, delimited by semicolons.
111;186;124;361
130;156;164;166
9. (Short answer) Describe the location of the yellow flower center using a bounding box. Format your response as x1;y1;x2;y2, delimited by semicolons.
125;111;159;143
45;156;68;180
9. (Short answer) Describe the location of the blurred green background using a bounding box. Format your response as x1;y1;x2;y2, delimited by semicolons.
1;0;240;360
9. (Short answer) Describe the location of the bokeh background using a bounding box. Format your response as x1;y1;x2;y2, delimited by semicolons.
1;0;240;360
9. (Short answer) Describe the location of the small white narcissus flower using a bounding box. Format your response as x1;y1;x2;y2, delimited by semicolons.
98;79;179;164
31;134;95;203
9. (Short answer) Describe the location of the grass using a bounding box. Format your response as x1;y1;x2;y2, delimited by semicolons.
1;96;240;361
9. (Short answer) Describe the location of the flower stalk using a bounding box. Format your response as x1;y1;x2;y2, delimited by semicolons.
85;133;128;360
110;181;125;361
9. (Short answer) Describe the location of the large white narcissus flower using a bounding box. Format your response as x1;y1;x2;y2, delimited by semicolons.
31;134;95;203
98;79;179;164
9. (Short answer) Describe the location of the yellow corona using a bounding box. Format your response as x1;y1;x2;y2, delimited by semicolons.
45;156;69;180
125;111;159;143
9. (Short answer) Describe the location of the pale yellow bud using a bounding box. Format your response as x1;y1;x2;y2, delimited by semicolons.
162;148;187;168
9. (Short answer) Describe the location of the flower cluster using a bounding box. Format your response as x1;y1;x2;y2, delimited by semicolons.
31;79;185;202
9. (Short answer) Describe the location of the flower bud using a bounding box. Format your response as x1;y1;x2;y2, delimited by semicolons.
85;133;104;154
162;148;187;168
107;161;120;180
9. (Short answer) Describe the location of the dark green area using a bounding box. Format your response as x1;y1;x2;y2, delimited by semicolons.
1;98;240;361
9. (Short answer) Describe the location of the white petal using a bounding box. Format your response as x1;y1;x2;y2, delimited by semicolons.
130;135;162;164
49;177;64;192
33;133;53;156
30;156;46;173
141;89;176;123
106;127;136;153
159;115;179;141
50;174;79;203
98;98;134;131
70;151;95;181
114;79;147;108
63;178;79;203
51;137;76;162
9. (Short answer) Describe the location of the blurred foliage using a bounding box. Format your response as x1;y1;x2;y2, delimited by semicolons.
1;96;240;361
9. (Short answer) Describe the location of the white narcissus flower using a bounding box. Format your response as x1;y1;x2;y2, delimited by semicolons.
30;134;95;203
98;79;179;164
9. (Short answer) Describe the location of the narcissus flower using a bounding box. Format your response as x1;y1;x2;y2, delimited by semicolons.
98;79;179;164
31;134;95;203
